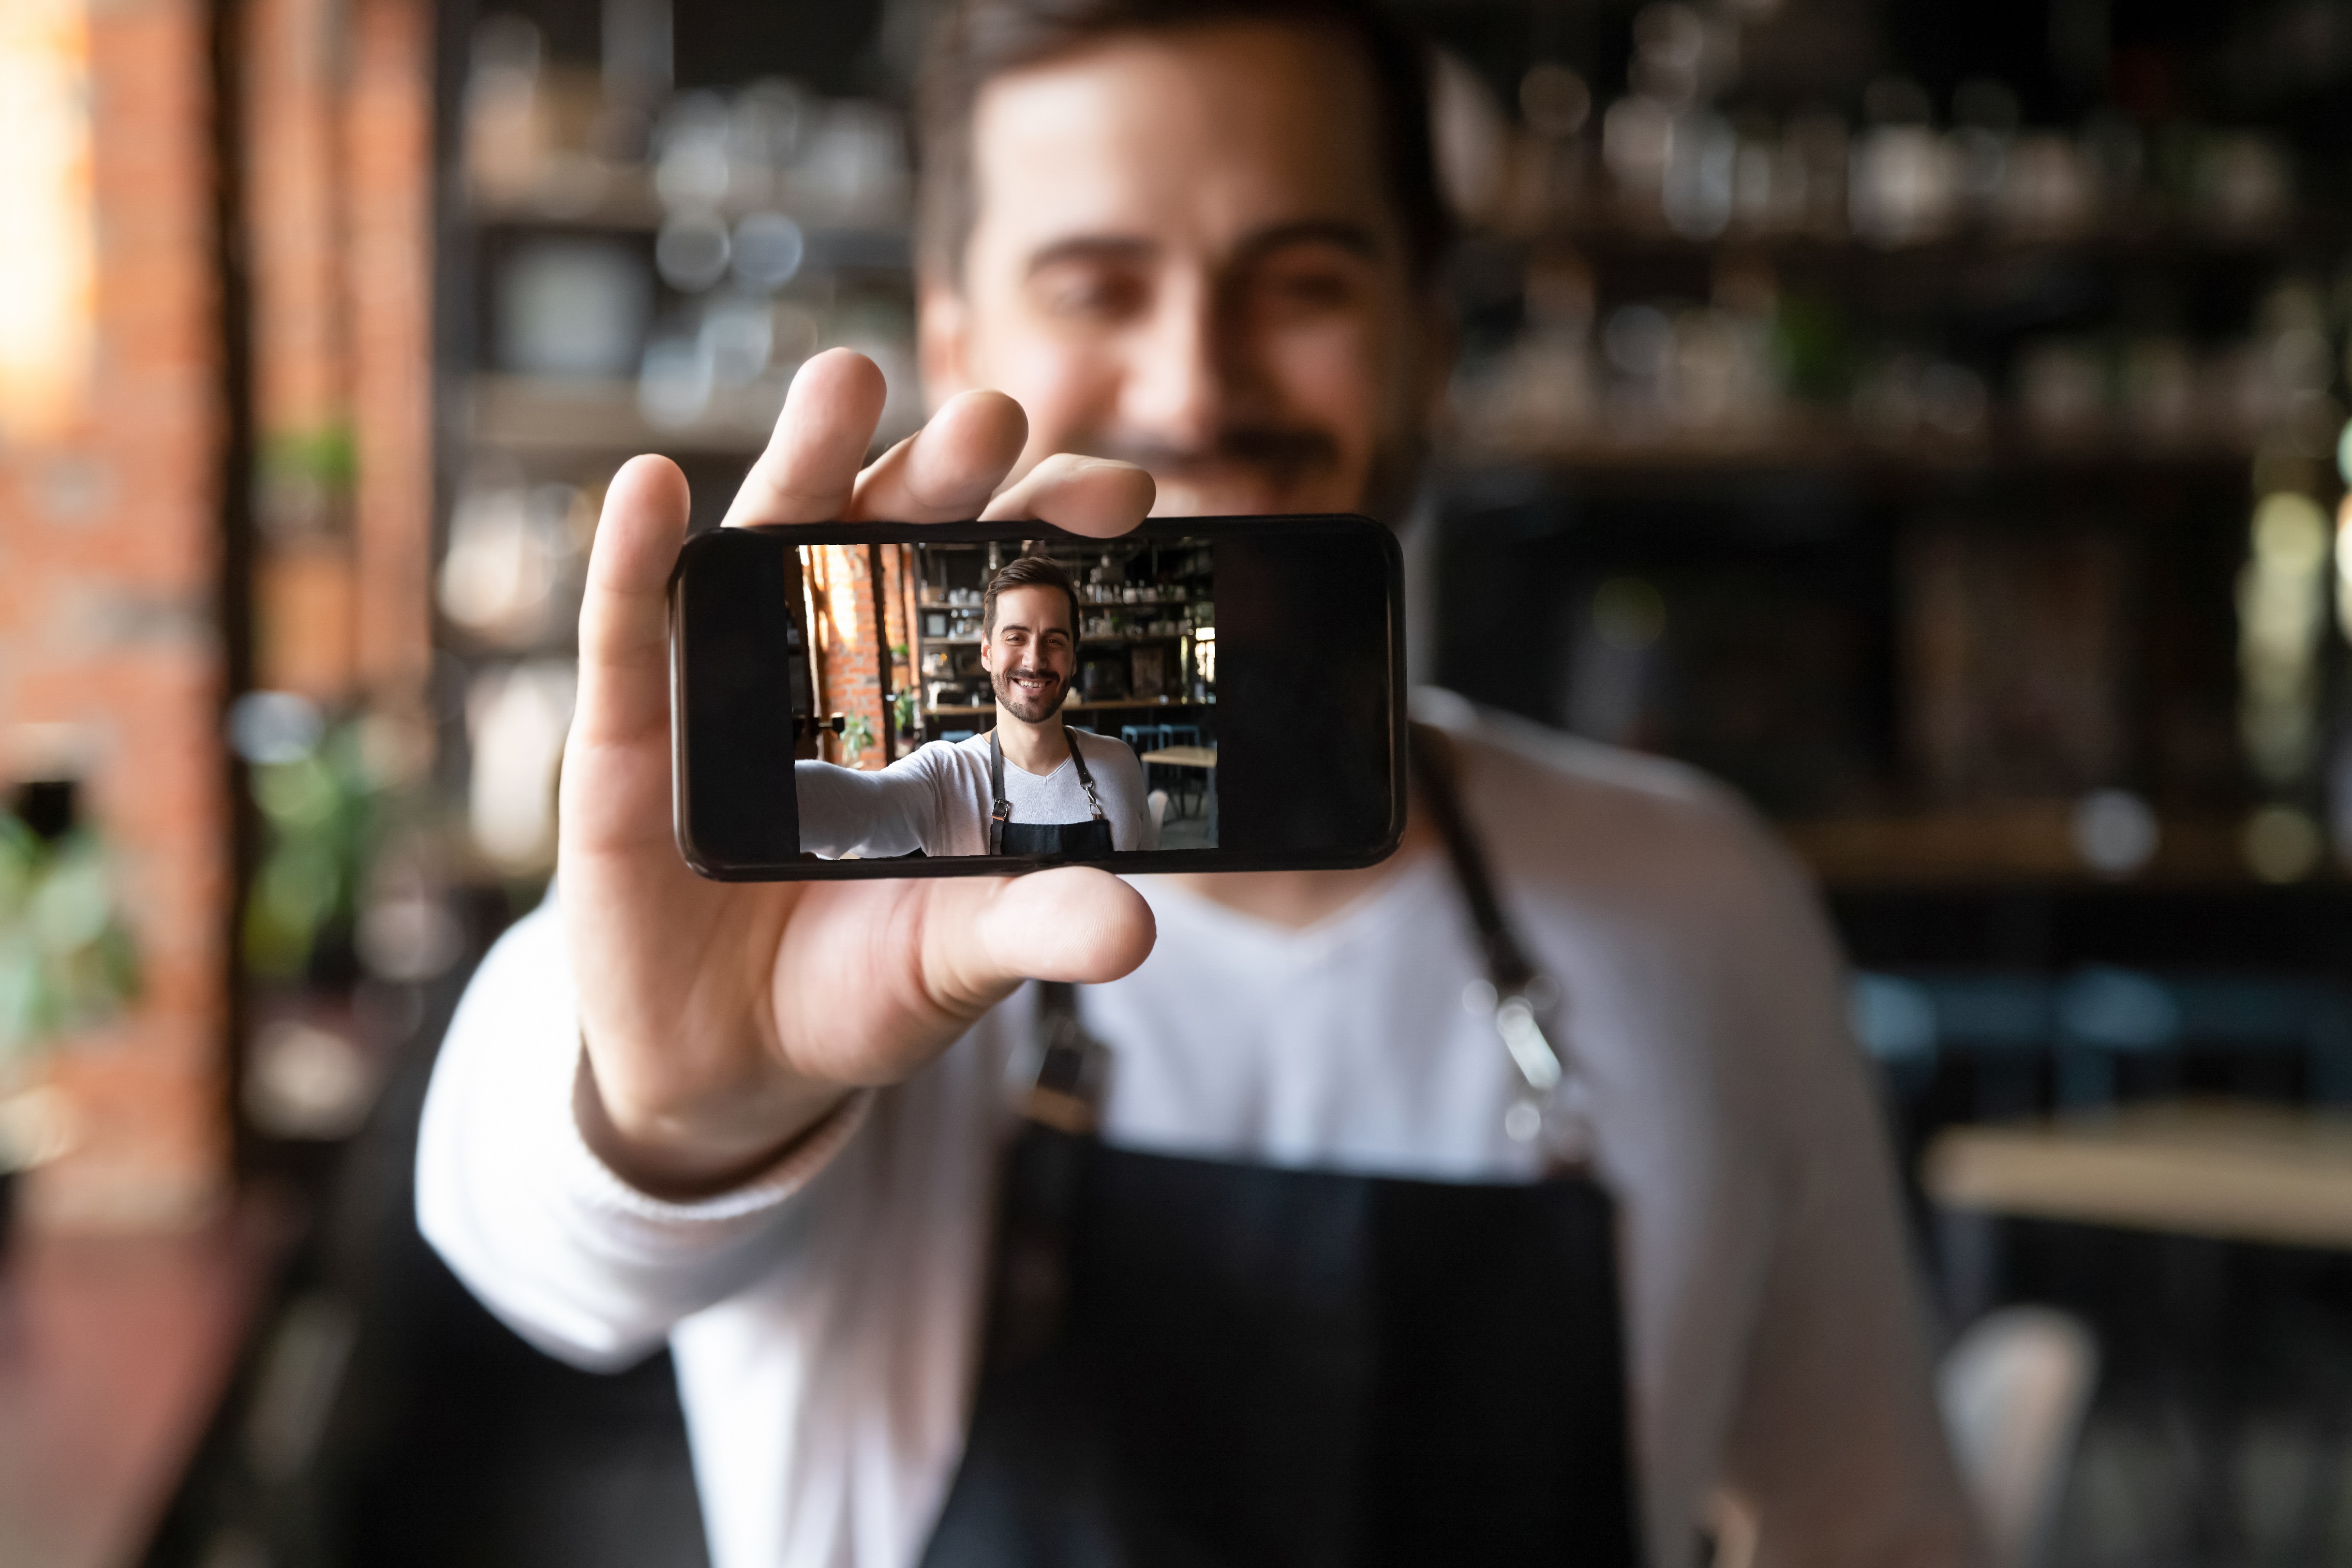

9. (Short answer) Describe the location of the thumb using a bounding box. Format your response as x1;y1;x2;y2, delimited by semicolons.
771;868;1156;1087
957;867;1158;995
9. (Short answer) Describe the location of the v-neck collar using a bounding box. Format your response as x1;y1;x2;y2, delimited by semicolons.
1133;852;1449;969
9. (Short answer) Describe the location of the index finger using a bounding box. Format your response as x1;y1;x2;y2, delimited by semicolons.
720;348;889;528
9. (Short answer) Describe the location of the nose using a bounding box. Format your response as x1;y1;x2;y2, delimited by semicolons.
1117;270;1230;454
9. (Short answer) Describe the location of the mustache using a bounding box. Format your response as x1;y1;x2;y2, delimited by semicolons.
1080;427;1341;484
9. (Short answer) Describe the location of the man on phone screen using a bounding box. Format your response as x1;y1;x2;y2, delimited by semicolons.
419;1;1979;1564
794;554;1157;860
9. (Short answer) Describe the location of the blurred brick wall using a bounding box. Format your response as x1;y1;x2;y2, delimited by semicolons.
346;0;433;703
5;0;432;1232
247;0;432;703
8;0;229;1232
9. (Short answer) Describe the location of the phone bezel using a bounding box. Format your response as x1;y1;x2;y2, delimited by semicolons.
670;514;1409;881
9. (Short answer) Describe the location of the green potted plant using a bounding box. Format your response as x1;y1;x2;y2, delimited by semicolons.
0;807;140;1252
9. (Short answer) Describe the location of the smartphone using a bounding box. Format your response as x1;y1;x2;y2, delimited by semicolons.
670;514;1405;880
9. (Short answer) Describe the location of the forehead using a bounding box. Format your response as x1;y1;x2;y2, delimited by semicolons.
992;582;1073;633
967;22;1393;269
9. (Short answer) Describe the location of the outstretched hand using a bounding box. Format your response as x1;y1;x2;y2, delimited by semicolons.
561;349;1159;1198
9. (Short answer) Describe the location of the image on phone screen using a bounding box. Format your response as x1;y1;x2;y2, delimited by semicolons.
671;515;1404;880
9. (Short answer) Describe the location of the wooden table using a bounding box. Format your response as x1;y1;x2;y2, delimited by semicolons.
1924;1100;2352;1251
1139;747;1217;836
1138;745;1217;770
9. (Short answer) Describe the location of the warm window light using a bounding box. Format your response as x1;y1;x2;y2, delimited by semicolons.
0;0;93;442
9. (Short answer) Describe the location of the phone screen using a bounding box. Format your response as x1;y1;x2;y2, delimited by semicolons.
670;515;1405;879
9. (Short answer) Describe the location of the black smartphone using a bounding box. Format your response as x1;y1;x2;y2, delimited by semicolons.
670;514;1405;880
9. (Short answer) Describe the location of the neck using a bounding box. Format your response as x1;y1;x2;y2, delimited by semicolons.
994;705;1068;775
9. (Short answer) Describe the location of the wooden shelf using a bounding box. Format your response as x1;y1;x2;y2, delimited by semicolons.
463;171;911;269
462;374;777;457
921;632;1197;647
1476;209;2336;265
926;697;1213;716
1442;412;2259;480
1783;806;2331;889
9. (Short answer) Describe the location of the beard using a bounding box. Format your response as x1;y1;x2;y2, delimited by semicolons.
993;663;1069;723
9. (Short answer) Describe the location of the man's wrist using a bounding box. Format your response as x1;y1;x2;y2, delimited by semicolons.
571;1044;853;1202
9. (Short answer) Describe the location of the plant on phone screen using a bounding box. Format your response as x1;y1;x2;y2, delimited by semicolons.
840;711;876;764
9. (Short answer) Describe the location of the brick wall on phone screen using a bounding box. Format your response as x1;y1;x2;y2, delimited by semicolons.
809;543;916;768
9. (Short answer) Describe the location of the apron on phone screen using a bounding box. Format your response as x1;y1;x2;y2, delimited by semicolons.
990;728;1116;862
921;727;1643;1568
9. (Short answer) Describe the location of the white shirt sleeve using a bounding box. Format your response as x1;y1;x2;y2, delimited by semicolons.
794;750;954;859
1102;740;1157;851
414;904;872;1370
1701;826;1980;1567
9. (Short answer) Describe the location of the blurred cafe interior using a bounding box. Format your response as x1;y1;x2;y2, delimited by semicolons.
15;0;2352;1563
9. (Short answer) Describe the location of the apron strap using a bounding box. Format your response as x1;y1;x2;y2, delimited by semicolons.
1409;724;1582;1158
1064;732;1109;821
1024;981;1104;1135
990;727;1106;858
988;730;1010;856
1407;726;1535;992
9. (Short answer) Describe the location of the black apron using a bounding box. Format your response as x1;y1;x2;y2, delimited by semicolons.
922;727;1643;1568
992;728;1116;862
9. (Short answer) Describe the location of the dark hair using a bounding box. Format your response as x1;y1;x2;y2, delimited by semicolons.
914;0;1451;284
983;553;1083;641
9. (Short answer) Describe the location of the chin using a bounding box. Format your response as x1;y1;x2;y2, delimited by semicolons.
999;685;1066;722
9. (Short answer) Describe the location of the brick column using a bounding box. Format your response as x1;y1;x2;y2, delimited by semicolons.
807;543;913;769
7;0;232;1232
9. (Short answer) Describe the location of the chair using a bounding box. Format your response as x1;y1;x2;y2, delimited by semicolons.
1938;1306;2100;1568
1146;725;1205;817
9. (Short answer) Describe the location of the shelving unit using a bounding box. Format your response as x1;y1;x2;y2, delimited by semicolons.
1434;179;2350;896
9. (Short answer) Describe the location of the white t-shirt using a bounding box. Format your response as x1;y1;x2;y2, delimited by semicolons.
794;726;1157;858
416;692;1971;1568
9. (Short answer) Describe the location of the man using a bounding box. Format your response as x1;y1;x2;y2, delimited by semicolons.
794;553;1157;859
419;1;1979;1565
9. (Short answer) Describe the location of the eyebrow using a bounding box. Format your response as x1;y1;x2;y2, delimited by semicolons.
1022;219;1383;280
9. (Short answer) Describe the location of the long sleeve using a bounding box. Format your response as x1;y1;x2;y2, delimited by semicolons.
795;754;949;859
1710;837;1981;1567
414;904;872;1369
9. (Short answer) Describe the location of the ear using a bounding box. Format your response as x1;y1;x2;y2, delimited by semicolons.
918;273;976;414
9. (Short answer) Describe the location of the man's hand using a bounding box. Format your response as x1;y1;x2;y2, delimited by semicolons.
561;349;1159;1198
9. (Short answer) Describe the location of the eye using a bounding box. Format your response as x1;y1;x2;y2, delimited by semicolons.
1032;263;1150;322
1248;247;1373;320
1266;269;1355;308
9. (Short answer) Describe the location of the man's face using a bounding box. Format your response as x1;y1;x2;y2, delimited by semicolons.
981;583;1078;722
920;22;1449;520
